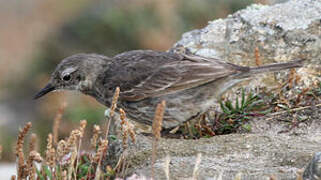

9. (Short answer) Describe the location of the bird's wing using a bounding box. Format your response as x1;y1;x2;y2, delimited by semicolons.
118;53;241;101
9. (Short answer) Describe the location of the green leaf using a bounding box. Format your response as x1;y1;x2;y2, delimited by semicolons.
246;99;264;111
44;166;52;180
235;97;240;111
242;124;252;131
79;164;89;177
109;135;117;141
220;101;230;114
225;100;234;111
241;88;246;109
36;169;45;180
259;108;272;115
277;104;289;110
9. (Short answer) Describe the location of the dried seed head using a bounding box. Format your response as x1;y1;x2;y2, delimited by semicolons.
17;151;27;179
151;101;166;179
122;130;129;149
120;108;126;125
53;102;67;145
110;87;120;118
79;120;87;137
0;145;2;160
66;129;81;152
128;125;136;144
16;122;32;157
93;139;108;164
57;140;67;160
29;133;37;153
27;150;43;179
90;125;101;149
119;108;136;146
152;101;166;140
45;134;56;168
61;170;67;180
254;46;261;66
29;151;43;163
119;108;127;136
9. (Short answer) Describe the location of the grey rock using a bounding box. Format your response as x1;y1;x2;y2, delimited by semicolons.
174;0;321;92
303;152;321;180
119;133;320;180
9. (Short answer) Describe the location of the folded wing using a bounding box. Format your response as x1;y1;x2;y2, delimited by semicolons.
119;53;243;101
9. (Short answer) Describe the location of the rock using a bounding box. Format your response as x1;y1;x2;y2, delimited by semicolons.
118;133;321;179
303;152;321;180
174;0;320;93
106;0;321;179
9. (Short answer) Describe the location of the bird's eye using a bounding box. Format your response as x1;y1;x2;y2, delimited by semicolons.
62;74;71;81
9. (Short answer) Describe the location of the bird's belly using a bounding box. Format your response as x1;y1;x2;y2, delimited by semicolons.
121;80;224;129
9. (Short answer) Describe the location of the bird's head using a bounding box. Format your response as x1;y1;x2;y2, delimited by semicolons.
34;53;109;99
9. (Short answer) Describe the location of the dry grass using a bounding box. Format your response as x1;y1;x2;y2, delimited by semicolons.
53;102;67;145
28;133;37;154
26;151;42;179
45;134;56;170
0;145;2;160
254;46;262;66
119;108;136;148
91;125;101;150
151;100;166;179
9;81;319;179
15;122;32;179
8;86;139;179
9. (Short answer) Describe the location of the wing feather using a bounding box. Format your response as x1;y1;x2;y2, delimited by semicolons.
120;58;238;101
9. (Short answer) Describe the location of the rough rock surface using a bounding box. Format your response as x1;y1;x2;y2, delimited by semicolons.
174;0;320;94
108;0;321;179
303;152;321;180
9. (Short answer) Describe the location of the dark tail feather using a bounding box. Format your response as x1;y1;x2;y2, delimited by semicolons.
237;59;305;79
249;59;304;74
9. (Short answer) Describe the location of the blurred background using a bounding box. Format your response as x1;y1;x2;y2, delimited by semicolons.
0;0;280;163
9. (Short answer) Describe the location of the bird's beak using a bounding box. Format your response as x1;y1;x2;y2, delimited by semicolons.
33;83;55;99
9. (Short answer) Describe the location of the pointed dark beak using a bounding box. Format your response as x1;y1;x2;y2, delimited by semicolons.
33;83;55;99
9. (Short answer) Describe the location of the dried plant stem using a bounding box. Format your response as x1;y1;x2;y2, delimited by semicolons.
0;145;2;160
56;140;67;162
163;155;171;180
93;87;119;179
61;170;67;180
45;133;56;175
28;133;37;154
192;153;202;179
267;103;321;120
68;147;77;180
151;100;166;179
119;108;129;149
17;151;26;180
66;129;81;180
75;120;87;178
26;151;42;180
254;46;262;66
105;87;120;138
91;125;101;150
53;102;67;145
296;169;304;180
94;140;108;180
16;122;32;156
15;122;32;180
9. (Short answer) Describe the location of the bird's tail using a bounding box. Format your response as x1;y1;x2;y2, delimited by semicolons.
239;59;305;78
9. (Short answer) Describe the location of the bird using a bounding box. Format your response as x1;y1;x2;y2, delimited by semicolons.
34;50;304;129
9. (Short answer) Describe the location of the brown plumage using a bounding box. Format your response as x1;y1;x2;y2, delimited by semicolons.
34;50;304;129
